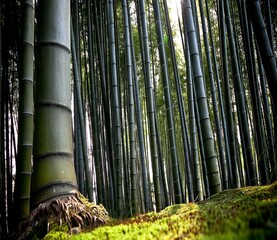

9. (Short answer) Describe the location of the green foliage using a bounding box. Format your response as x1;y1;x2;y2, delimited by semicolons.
43;182;277;239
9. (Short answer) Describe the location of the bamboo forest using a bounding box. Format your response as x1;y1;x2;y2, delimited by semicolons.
0;0;277;239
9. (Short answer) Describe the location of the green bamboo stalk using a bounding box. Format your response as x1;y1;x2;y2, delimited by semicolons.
72;3;85;193
148;2;168;208
87;0;103;204
237;0;269;184
74;116;85;195
129;0;150;212
0;0;8;232
0;1;6;227
194;84;210;199
71;25;93;201
205;0;231;190
138;0;162;211
0;0;2;228
152;0;182;204
199;0;228;189
164;0;194;202
246;0;277;132
72;0;82;79
93;2;115;199
108;0;124;216
155;109;169;207
176;4;196;202
257;52;277;182
14;0;34;226
184;28;201;200
265;0;275;55
31;0;78;207
263;0;276;182
182;0;221;195
223;0;257;186
122;0;138;215
218;0;237;187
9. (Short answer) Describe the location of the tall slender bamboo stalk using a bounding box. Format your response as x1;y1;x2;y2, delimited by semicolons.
223;0;257;186
218;0;237;187
87;0;103;204
152;0;182;204
108;0;124;216
246;0;277;130
122;0;138;215
199;0;228;189
182;0;221;195
129;0;150;212
138;0;162;211
71;26;93;201
14;0;34;227
164;0;194;202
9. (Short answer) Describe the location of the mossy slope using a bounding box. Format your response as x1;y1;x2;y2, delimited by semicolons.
44;182;277;239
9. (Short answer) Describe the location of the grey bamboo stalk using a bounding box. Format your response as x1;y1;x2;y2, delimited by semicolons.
108;0;124;216
122;104;131;215
122;0;138;215
246;0;277;138
257;53;277;182
218;0;237;187
164;0;194;202
149;4;169;208
0;1;5;228
71;26;93;201
129;0;150;212
198;0;228;189
75;117;85;194
238;0;269;184
176;4;194;201
223;0;257;186
154;109;170;207
194;84;210;198
182;0;221;195
87;0;103;204
152;0;182;204
31;0;78;207
14;0;34;226
72;0;82;80
182;2;204;200
94;2;116;210
0;0;4;231
205;0;230;190
0;0;1;152
138;0;162;211
93;3;115;195
265;0;275;58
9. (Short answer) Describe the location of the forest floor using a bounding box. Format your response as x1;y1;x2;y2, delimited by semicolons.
44;181;277;240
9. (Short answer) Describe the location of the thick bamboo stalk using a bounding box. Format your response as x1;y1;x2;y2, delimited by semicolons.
31;0;78;208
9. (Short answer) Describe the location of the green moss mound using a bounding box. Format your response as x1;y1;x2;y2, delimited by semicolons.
44;182;277;239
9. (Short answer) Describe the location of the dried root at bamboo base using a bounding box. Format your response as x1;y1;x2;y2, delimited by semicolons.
17;192;108;239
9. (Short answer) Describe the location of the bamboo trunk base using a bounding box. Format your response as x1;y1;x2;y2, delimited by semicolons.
16;192;108;239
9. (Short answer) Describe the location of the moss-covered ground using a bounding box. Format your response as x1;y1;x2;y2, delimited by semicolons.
43;181;277;239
